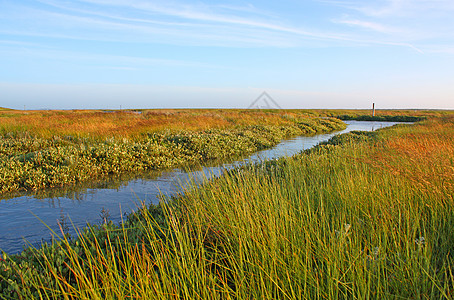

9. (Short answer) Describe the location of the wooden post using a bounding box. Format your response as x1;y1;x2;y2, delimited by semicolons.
372;103;375;117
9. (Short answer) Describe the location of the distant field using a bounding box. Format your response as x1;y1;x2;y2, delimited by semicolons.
0;108;439;138
0;108;333;138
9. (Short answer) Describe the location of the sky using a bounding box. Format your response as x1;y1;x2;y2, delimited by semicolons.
1;0;454;110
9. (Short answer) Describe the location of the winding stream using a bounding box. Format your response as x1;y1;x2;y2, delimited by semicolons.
0;121;403;254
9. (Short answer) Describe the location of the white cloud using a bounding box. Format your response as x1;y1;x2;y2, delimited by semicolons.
320;0;454;53
2;1;312;47
2;0;419;51
2;0;454;53
357;0;406;17
333;18;402;34
0;44;225;70
319;0;454;17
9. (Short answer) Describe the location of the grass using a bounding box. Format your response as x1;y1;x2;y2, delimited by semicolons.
0;109;346;194
318;108;453;120
0;108;436;138
1;112;453;299
0;109;340;138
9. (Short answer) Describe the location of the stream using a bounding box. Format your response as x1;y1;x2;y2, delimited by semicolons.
0;121;404;254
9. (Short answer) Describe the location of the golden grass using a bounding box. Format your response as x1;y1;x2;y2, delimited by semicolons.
0;109;322;139
3;108;449;139
363;115;454;200
0;109;348;193
319;108;453;118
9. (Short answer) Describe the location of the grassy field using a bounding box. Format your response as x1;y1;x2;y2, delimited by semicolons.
0;109;346;194
318;108;451;120
1;111;453;299
0;109;341;138
0;108;436;138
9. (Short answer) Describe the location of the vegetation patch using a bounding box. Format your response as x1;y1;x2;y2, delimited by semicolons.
0;110;345;194
337;114;424;122
1;113;453;299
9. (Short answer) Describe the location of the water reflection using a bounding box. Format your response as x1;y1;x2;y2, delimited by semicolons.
0;121;405;254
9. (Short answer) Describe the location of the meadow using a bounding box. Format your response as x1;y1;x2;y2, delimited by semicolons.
0;110;453;299
0;109;345;194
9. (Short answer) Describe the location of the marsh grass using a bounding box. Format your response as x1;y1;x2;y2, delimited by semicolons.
320;109;452;121
0;110;346;194
0;109;334;139
2;114;453;299
0;108;434;139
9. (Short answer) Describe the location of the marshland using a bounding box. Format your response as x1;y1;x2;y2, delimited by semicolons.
0;108;453;299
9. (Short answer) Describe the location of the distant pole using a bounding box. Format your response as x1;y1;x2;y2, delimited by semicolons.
24;105;26;111
372;103;375;116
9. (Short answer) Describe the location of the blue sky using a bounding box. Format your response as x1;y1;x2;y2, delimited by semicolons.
1;0;454;109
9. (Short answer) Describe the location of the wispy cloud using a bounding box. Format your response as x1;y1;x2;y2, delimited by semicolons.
320;0;454;53
356;0;406;17
333;18;402;34
0;43;226;70
0;40;44;47
2;1;310;47
2;0;453;53
319;0;454;17
37;0;285;33
2;0;420;51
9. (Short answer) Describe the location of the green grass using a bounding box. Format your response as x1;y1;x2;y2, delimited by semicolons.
0;108;442;194
0;116;345;194
336;114;424;122
1;114;453;299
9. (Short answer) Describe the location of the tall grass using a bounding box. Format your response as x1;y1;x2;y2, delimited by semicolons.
178;120;454;298
1;115;453;299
